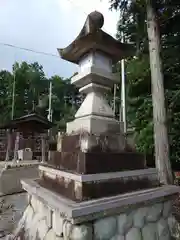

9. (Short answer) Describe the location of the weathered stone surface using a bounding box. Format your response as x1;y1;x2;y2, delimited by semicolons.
37;199;44;214
110;235;125;240
142;223;158;240
28;195;52;229
31;195;46;215
26;211;46;240
31;195;40;212
133;207;148;228
168;214;176;230
94;217;117;240
6;234;14;240
31;212;44;228
70;224;93;240
117;213;133;235
40;168;158;202
56;235;64;239
45;229;56;240
27;213;44;240
28;216;39;240
13;208;28;237
24;205;34;229
126;228;142;240
38;201;52;228
163;201;172;218
63;221;73;240
157;218;170;240
31;195;50;217
45;229;63;240
52;211;64;236
37;219;49;239
46;207;52;228
27;194;31;204
168;214;177;235
146;203;163;222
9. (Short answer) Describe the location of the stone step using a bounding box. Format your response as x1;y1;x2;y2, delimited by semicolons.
59;132;130;153
38;166;159;202
48;151;145;174
21;178;179;224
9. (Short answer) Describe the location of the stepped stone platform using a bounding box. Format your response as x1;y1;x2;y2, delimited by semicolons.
10;179;179;240
48;151;146;174
38;165;159;201
21;179;179;224
48;133;146;174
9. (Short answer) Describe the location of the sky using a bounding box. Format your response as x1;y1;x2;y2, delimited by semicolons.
0;0;119;78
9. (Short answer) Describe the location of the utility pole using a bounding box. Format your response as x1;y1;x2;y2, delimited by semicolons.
47;80;53;142
11;69;16;120
47;80;53;162
113;84;117;115
32;87;35;112
48;80;52;122
121;31;127;134
146;0;173;184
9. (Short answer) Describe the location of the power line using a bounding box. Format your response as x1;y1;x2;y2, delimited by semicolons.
0;2;178;59
0;0;114;57
0;42;60;58
4;1;177;61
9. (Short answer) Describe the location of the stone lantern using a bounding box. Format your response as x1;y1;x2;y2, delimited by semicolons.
59;11;133;136
14;11;180;240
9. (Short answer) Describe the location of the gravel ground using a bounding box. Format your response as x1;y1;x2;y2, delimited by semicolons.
0;192;27;238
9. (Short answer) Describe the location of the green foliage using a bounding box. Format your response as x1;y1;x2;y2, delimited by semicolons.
0;70;13;124
0;61;82;132
110;0;180;168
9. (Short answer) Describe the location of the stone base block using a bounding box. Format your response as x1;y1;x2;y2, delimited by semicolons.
48;151;145;174
0;161;40;195
10;179;179;240
38;166;159;201
21;179;180;223
67;115;123;135
58;132;133;153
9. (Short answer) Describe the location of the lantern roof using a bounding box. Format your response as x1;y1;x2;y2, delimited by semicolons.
58;11;134;64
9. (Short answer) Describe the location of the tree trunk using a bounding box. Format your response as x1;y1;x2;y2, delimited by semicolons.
41;133;46;163
146;0;173;184
13;131;20;162
5;129;12;161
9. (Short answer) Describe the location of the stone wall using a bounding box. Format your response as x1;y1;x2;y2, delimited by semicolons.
0;164;39;195
11;194;178;240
